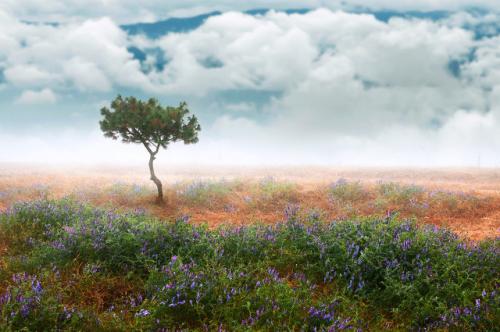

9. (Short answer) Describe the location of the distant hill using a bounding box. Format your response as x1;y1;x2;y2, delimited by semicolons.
121;11;222;38
121;8;311;38
119;7;498;74
367;10;450;22
120;8;499;40
23;8;497;41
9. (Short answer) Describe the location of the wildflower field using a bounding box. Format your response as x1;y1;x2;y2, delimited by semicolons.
0;167;499;331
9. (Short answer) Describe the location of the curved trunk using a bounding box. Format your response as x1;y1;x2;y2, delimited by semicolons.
148;153;164;204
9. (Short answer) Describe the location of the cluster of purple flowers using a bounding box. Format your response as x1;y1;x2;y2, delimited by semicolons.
401;238;412;251
308;302;338;323
129;293;144;308
0;273;43;320
407;197;429;211
135;308;150;317
61;306;83;321
253;267;285;290
331;178;348;189
177;181;230;206
284;203;300;221
423;289;499;329
308;301;353;331
154;257;207;309
241;306;265;326
308;210;322;221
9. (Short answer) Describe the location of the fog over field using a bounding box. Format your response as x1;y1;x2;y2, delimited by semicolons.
2;3;500;331
1;1;500;166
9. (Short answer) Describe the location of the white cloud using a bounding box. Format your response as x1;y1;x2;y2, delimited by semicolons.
63;57;112;92
139;8;498;166
335;0;500;12
146;9;486;132
225;102;256;113
1;0;500;24
0;7;500;166
462;35;500;88
4;65;57;87
148;11;319;94
144;10;476;96
0;14;151;94
16;88;57;104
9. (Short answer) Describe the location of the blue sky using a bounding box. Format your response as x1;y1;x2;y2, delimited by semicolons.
0;1;500;166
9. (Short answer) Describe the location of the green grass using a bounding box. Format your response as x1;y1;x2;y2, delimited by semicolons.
175;180;236;208
377;182;424;205
0;200;498;331
330;179;368;203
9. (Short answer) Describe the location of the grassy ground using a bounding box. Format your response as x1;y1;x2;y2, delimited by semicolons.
0;165;499;240
0;200;498;331
0;166;499;330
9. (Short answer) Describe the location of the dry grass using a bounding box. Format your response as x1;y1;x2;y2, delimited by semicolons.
1;164;500;240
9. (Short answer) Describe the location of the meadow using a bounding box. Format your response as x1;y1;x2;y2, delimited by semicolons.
0;166;499;331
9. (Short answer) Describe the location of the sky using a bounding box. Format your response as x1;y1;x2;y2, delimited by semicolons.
1;1;500;167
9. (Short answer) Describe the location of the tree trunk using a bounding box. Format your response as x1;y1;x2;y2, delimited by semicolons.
148;153;164;204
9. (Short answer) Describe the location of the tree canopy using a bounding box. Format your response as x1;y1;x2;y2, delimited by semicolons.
100;95;201;156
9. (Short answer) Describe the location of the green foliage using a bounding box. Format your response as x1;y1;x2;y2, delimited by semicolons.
1;200;499;331
377;182;424;205
100;96;201;152
258;177;297;200
99;96;201;203
176;181;233;207
247;177;298;211
0;272;98;331
107;183;153;198
330;179;368;203
428;190;485;215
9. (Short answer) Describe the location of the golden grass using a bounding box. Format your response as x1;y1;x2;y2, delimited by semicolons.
1;164;499;240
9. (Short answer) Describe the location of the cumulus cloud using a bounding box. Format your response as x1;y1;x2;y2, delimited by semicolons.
63;58;112;92
16;88;57;104
1;0;500;24
0;13;151;95
148;10;486;127
146;10;478;96
142;9;500;166
336;0;500;12
4;65;54;88
1;7;500;166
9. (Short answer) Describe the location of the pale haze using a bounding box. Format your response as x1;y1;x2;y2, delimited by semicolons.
1;1;500;166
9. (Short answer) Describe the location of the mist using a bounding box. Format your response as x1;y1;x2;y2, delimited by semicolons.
1;6;500;167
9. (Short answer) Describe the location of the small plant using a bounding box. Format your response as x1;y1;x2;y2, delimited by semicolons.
257;177;297;202
0;273;92;330
377;182;424;205
329;178;367;203
176;181;232;208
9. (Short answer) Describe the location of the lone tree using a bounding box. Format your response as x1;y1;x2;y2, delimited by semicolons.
100;95;201;204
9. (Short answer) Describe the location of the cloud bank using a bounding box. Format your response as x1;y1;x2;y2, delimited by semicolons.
0;8;500;166
2;0;500;23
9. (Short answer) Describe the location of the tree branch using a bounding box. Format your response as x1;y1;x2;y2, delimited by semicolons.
141;140;154;155
154;143;161;155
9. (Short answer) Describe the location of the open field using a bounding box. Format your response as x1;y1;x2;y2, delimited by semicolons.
1;200;498;331
0;165;499;331
1;164;499;240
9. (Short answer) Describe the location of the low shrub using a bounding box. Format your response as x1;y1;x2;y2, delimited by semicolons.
176;181;234;208
0;200;498;331
257;177;297;202
377;182;424;205
330;179;368;203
